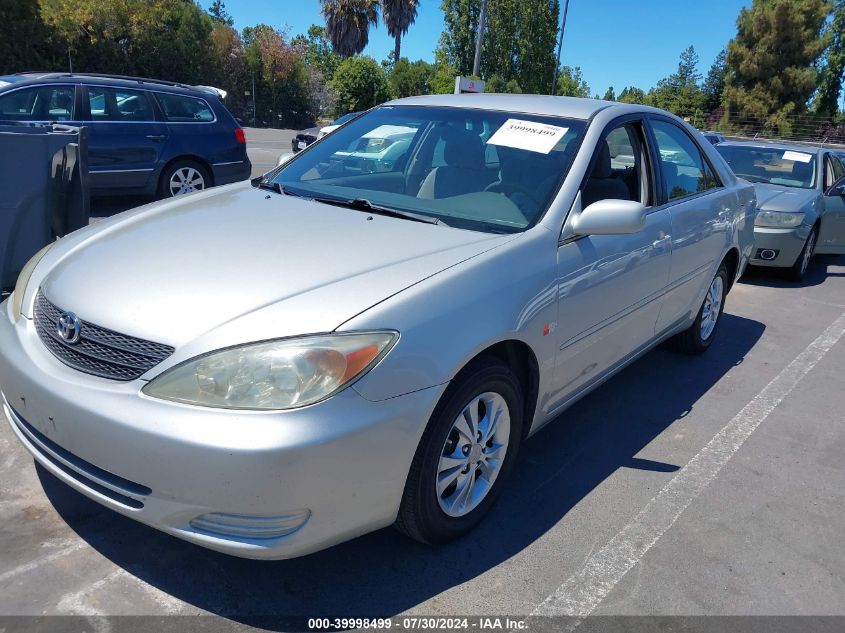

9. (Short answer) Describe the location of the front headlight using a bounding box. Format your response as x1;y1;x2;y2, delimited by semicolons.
142;332;398;410
11;243;54;322
754;211;805;228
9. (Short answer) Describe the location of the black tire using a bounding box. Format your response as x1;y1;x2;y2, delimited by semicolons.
158;160;211;199
783;226;817;282
672;263;729;355
395;358;524;544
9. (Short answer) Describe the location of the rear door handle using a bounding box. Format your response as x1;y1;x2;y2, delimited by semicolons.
145;134;167;141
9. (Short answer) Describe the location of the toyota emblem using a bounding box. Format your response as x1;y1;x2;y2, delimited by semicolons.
57;311;82;344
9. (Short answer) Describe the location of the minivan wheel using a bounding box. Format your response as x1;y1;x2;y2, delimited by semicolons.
672;263;728;355
159;161;210;198
784;226;817;282
395;359;523;544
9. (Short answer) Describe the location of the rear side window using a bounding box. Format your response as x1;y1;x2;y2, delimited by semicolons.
0;86;74;121
155;93;214;122
87;87;155;122
651;120;720;202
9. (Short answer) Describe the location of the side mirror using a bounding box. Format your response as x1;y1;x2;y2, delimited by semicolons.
571;199;648;235
826;176;845;197
277;152;295;167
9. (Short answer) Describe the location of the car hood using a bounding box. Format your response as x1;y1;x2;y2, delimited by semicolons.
753;183;819;213
38;183;508;348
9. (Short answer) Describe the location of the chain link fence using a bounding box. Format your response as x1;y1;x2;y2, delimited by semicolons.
679;109;845;148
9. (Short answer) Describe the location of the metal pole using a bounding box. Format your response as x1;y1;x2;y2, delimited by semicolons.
252;73;256;127
551;0;570;95
472;0;488;78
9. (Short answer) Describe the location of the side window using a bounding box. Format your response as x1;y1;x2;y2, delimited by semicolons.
825;154;844;189
651;120;720;202
155;93;214;122
582;122;650;208
0;86;74;121
87;87;154;122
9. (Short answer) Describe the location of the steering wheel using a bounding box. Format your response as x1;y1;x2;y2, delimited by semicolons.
484;181;542;209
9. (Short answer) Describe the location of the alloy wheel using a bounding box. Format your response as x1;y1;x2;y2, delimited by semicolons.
700;275;724;341
169;167;206;196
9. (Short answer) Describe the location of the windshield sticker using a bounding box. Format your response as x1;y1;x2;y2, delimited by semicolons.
487;119;569;154
782;150;813;163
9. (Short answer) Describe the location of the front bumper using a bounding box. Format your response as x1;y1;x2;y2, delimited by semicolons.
749;224;811;268
0;301;443;559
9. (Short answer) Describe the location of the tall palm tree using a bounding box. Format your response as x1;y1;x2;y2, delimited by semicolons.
320;0;380;57
381;0;419;62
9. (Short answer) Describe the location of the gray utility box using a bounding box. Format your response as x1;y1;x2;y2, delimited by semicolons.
0;122;89;290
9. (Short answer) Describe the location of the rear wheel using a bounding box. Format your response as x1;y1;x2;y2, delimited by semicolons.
784;226;817;282
159;160;210;198
396;359;523;544
672;263;728;355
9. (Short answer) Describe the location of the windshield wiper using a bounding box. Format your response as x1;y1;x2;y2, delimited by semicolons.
311;196;445;226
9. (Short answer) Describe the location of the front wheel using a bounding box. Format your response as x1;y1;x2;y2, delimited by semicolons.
159;161;210;198
395;359;523;544
672;263;728;355
784;226;817;282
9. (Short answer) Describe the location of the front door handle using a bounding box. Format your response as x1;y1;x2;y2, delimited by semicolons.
145;134;167;141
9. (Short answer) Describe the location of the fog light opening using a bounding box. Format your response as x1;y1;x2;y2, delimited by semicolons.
189;509;311;540
758;249;778;261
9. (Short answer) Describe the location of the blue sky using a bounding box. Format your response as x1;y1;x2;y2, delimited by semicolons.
204;0;750;93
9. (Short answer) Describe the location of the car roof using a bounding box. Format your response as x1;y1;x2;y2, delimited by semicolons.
716;139;825;155
0;72;218;98
385;93;668;121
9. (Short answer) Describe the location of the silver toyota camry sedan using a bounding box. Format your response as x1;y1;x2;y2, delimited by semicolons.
0;95;755;559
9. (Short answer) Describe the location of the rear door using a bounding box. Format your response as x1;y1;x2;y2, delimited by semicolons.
648;117;730;334
82;85;168;191
818;152;845;254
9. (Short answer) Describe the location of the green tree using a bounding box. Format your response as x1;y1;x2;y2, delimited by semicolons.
602;86;616;101
330;55;390;113
618;86;647;104
320;0;379;57
0;0;61;74
292;25;341;81
439;0;559;94
702;48;727;112
648;45;704;116
430;47;458;94
382;0;419;62
389;58;434;97
723;0;831;135
556;65;590;97
208;0;234;26
816;0;845;116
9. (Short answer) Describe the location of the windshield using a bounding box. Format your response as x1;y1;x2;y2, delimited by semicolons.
333;112;359;125
268;105;586;233
716;145;817;189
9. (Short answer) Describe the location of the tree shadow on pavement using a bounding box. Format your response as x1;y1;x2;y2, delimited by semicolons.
38;312;765;629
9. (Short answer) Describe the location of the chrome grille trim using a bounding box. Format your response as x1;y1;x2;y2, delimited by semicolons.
33;290;174;381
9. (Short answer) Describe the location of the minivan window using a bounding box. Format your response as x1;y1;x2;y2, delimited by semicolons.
155;93;214;122
0;86;74;121
652;120;720;201
87;87;154;122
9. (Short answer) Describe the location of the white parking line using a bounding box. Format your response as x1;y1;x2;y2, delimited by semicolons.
56;566;184;615
533;310;845;618
0;540;87;584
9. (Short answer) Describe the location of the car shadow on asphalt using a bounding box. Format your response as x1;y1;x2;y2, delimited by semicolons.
739;254;845;289
36;312;765;628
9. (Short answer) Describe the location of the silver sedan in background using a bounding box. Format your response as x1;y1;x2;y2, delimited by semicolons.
716;140;845;280
0;95;754;559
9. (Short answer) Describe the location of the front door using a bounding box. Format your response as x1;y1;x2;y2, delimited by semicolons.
82;86;168;191
818;155;845;254
552;119;672;407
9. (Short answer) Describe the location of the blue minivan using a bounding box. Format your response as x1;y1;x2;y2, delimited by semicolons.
0;73;251;198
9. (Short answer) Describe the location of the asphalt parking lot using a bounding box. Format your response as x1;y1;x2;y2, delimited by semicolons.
2;128;845;629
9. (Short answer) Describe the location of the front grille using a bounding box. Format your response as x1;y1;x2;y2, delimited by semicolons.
33;291;174;381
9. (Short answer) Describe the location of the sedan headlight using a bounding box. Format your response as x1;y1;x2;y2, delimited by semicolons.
142;332;398;410
754;211;805;228
11;243;54;322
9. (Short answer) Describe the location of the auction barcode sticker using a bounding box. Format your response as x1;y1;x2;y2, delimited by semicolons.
487;119;569;154
782;150;813;163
